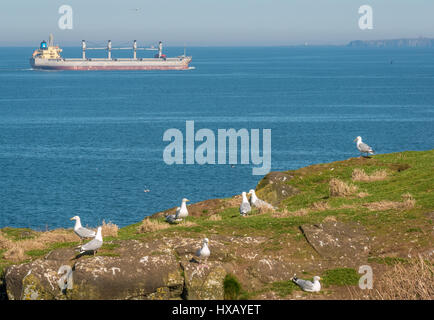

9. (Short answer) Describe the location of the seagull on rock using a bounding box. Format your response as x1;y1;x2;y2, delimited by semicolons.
79;227;103;255
292;275;321;292
248;189;274;210
70;216;96;243
354;136;374;157
239;192;251;216
195;238;210;266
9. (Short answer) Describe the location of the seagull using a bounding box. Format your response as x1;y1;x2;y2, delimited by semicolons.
292;275;321;292
165;207;180;224
79;227;103;255
239;192;251;216
70;216;96;243
176;198;189;220
354;136;374;157
195;238;210;266
165;198;189;223
248;189;274;210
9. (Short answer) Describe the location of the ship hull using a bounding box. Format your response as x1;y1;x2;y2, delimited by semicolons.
30;57;192;71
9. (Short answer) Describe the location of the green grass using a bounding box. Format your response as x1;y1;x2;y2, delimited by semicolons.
25;241;79;258
271;280;299;297
321;268;360;287
224;274;242;300
1;227;38;241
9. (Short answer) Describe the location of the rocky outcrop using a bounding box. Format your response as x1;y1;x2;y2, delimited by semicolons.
5;240;185;300
255;171;299;206
4;238;231;300
300;221;371;265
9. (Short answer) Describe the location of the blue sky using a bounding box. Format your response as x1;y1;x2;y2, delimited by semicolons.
0;0;433;46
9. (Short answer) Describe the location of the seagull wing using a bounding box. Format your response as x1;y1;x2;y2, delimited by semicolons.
195;248;202;257
165;214;176;224
80;239;103;252
257;199;274;210
76;227;96;238
240;202;251;215
294;278;315;291
359;142;373;153
174;207;181;219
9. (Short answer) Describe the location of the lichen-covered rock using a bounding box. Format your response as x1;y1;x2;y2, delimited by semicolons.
183;261;226;300
5;240;184;300
300;221;371;265
255;171;299;206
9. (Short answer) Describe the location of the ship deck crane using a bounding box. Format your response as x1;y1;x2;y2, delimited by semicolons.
82;40;161;60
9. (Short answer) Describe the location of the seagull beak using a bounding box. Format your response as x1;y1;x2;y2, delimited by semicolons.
70;217;75;221
353;138;357;142
186;199;190;202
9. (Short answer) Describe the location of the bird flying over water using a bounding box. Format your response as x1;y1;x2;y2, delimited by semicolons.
70;216;96;243
79;227;103;255
239;192;251;216
354;136;374;157
248;189;274;210
292;275;321;292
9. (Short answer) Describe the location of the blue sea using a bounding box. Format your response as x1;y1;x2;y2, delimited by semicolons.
0;46;433;230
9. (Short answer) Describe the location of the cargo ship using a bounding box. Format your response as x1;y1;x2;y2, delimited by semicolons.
30;34;192;71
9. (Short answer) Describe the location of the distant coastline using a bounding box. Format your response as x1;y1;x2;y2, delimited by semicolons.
347;37;434;48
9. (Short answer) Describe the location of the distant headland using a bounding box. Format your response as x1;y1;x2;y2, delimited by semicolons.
347;37;434;48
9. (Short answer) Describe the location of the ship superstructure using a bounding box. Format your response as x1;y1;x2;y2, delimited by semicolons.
30;34;192;71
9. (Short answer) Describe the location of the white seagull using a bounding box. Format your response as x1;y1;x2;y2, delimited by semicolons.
248;189;274;210
175;198;189;219
195;238;210;266
354;136;374;157
165;198;190;223
70;216;96;243
292;275;321;292
239;192;251;216
79;227;103;255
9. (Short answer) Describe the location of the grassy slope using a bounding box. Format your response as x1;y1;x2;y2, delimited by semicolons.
1;150;433;298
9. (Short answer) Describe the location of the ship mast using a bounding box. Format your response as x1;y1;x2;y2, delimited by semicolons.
107;40;112;59
82;40;86;59
48;34;54;47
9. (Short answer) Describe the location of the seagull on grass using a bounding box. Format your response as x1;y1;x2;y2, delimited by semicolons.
239;192;251;216
248;189;274;210
292;275;321;292
166;198;190;223
70;216;96;243
354;136;374;157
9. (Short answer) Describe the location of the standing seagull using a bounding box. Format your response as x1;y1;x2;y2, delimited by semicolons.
292;275;321;292
70;216;96;243
248;189;274;210
79;227;103;255
239;192;251;216
195;238;210;266
354;136;374;157
175;198;189;220
166;198;189;223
